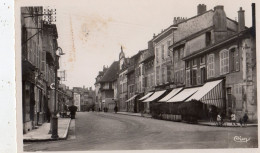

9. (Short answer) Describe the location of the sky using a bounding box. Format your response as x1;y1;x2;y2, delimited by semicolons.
18;0;255;89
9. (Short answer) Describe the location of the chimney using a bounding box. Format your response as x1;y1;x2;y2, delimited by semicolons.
83;85;85;89
238;7;245;32
213;5;227;42
197;4;207;15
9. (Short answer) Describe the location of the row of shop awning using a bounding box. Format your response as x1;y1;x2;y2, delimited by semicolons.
125;95;138;102
134;79;224;108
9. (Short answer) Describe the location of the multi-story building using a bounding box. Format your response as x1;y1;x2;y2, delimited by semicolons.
125;50;144;112
21;7;60;133
125;57;135;112
153;23;179;90
169;4;257;120
94;66;108;111
134;50;145;112
99;61;119;111
118;47;129;111
141;41;155;112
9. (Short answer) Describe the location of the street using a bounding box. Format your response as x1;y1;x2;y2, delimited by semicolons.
24;112;258;151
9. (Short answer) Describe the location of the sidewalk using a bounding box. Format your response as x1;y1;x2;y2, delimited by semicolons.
117;111;152;118
197;120;258;127
116;112;257;127
23;117;71;142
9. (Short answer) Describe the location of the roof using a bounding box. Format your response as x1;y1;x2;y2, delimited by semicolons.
169;26;214;49
182;28;252;61
99;61;119;83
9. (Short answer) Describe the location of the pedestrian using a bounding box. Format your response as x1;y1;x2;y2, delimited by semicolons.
68;104;78;119
208;106;213;122
231;112;237;125
114;105;118;113
243;113;249;127
217;113;222;126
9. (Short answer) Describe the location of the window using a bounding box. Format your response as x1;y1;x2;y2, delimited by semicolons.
162;67;165;83
227;87;232;95
207;54;215;78
174;51;178;68
220;49;229;75
186;70;191;86
156;67;160;85
167;41;171;56
197;68;201;85
230;47;239;72
180;69;184;83
151;73;154;87
167;65;171;82
200;56;205;65
41;50;46;72
161;45;165;60
192;58;197;67
180;48;184;59
191;69;197;85
156;48;159;63
186;61;190;69
200;67;206;84
206;32;211;46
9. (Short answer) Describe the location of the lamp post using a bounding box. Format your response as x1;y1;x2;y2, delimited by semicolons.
51;47;65;139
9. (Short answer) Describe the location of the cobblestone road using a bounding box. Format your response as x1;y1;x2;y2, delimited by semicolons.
24;112;258;151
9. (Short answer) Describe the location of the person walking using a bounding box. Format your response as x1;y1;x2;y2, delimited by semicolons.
243;113;249;127
217;113;222;126
208;107;213;122
68;104;78;119
114;105;118;114
231;112;237;125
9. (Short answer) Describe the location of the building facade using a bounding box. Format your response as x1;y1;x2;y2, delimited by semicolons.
118;47;129;111
21;7;61;133
99;61;119;111
172;5;257;120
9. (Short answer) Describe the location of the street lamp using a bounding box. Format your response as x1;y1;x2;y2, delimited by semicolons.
51;47;65;139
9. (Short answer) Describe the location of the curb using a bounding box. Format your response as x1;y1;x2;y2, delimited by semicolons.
197;123;258;128
23;118;72;142
116;112;152;118
115;112;257;128
60;118;71;140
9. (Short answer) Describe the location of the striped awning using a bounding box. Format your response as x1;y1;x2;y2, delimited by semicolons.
159;88;183;102
185;79;224;108
143;90;166;102
167;87;200;102
125;95;138;102
139;92;154;101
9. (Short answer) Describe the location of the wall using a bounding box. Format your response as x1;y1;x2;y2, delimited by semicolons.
174;11;214;42
185;34;206;56
154;33;174;85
